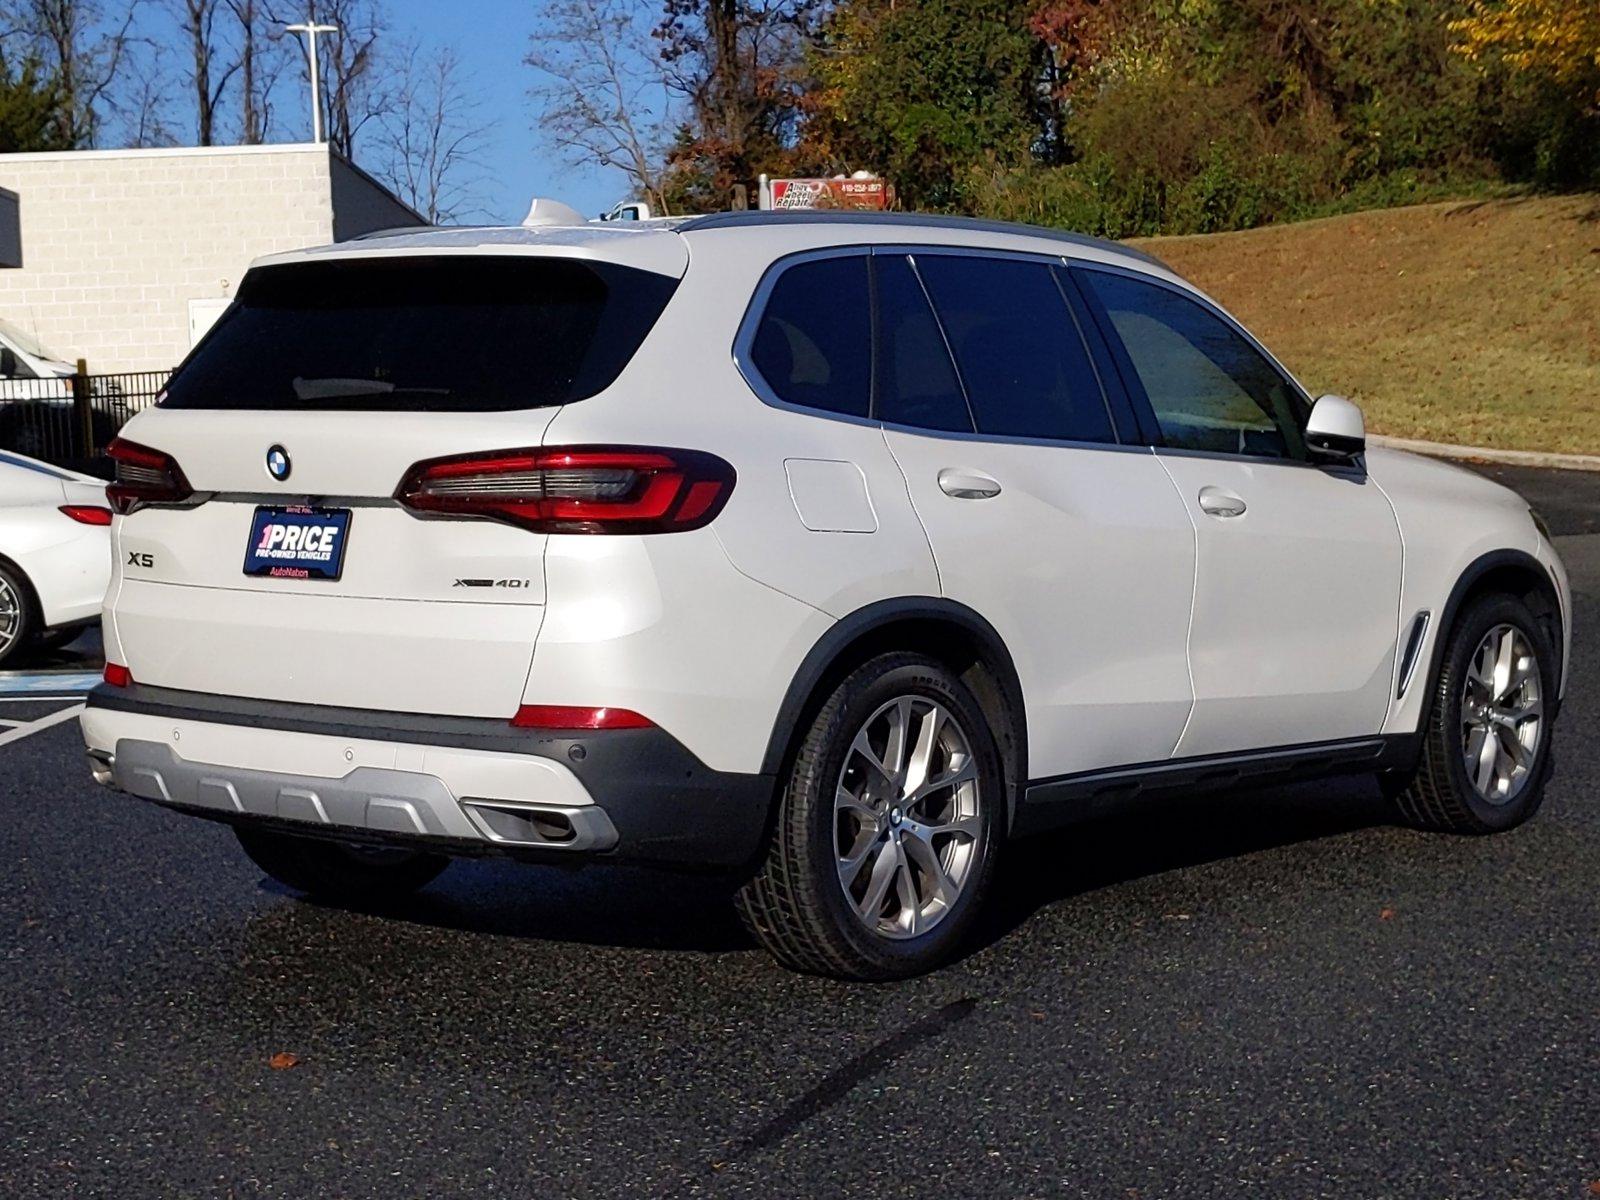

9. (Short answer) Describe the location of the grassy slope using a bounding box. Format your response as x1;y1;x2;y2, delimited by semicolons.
1132;195;1600;455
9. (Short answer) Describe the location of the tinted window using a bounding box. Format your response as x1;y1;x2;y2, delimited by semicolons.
872;255;971;433
749;255;871;418
1082;270;1307;458
161;256;679;412
915;255;1114;443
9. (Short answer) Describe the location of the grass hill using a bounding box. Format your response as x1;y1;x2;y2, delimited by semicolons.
1133;194;1600;456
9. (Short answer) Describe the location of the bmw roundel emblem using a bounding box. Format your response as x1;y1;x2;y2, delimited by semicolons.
266;445;291;481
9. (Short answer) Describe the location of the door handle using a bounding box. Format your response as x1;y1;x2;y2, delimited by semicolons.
938;469;1002;500
1197;486;1247;518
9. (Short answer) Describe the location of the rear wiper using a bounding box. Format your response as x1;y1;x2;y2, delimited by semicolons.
290;377;456;401
292;376;395;399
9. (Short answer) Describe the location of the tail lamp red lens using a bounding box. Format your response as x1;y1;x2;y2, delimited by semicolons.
59;505;114;526
510;705;654;731
106;438;193;514
103;662;133;688
395;446;735;535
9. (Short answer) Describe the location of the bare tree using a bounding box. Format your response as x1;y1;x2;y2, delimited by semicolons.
375;42;490;223
226;0;286;142
2;0;140;146
527;0;675;213
172;0;238;144
119;36;179;146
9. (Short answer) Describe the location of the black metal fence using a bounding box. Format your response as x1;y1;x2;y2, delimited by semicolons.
0;370;171;476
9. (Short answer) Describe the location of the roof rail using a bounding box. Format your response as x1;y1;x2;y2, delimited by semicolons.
676;209;1168;269
351;224;438;241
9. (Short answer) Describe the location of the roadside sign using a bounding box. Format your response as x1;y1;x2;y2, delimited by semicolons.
765;177;891;211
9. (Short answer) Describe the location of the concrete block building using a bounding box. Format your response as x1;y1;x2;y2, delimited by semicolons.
0;144;424;373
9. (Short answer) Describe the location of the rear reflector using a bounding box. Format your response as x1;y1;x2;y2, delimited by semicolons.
59;505;114;526
395;446;735;534
103;663;133;688
510;705;654;730
107;438;193;514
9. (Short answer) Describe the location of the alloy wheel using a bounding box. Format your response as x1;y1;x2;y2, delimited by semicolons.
0;574;20;659
1460;623;1543;804
834;695;984;940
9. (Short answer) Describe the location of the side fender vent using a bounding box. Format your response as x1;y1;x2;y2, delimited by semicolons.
1396;610;1432;700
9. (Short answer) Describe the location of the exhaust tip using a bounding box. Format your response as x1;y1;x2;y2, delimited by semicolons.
459;799;619;852
86;749;115;787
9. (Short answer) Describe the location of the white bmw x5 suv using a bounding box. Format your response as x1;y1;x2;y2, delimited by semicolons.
82;209;1570;980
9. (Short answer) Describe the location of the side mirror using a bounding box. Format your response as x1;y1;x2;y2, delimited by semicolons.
0;347;16;378
1305;394;1365;463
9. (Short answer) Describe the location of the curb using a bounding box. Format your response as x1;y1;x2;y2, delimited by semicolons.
1368;434;1600;474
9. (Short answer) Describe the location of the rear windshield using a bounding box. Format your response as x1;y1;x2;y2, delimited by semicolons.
160;255;679;412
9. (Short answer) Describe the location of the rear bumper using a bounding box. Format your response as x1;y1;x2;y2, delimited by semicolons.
82;684;775;869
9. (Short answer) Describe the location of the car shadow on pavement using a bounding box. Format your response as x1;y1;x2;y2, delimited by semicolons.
966;775;1395;959
263;775;1394;964
265;857;752;954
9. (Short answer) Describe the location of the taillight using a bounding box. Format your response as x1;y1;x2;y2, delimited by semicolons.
59;505;113;526
395;446;735;534
510;705;654;730
106;438;193;514
103;662;133;687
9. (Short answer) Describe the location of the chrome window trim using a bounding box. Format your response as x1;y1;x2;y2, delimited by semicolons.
732;242;1137;447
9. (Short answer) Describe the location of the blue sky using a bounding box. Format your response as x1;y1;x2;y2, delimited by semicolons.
383;0;623;223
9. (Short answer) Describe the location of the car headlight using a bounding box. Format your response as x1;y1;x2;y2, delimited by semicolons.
1530;507;1552;541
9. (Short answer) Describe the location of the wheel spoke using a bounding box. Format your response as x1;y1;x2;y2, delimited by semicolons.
857;839;900;921
1502;696;1543;724
1496;725;1531;770
849;731;894;785
1502;655;1538;703
893;853;920;934
881;698;913;782
838;828;878;889
902;703;943;797
901;832;959;908
908;758;977;807
1491;627;1517;701
1473;724;1499;795
925;812;981;841
836;787;878;824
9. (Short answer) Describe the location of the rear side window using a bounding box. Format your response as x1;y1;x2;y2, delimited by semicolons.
873;255;972;433
160;256;679;412
914;255;1114;443
747;255;872;419
1080;269;1307;459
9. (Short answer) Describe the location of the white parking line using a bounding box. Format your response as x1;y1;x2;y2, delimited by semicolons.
0;704;84;749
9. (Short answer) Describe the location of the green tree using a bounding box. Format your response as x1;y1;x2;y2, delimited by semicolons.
0;52;72;152
809;0;1041;209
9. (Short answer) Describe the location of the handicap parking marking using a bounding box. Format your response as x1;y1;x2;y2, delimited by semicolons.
0;671;103;696
0;703;84;749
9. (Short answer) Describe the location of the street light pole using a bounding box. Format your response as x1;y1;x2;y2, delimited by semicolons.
285;19;340;144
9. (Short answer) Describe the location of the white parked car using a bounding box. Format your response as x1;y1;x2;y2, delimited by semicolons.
0;317;76;398
0;450;112;665
81;210;1570;979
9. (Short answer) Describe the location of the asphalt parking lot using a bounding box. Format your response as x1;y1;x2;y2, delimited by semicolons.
2;463;1596;1199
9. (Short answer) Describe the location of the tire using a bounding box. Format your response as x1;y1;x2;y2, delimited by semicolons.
736;652;1004;980
0;562;38;668
234;826;449;902
1387;593;1557;834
